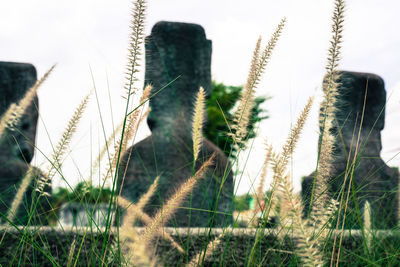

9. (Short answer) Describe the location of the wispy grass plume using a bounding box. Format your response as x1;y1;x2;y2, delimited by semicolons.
6;167;35;224
363;201;372;251
135;176;159;212
36;90;91;196
140;154;215;243
187;232;223;267
102;85;152;187
124;0;146;97
274;96;314;223
118;196;184;253
66;237;77;267
255;141;272;211
310;0;345;218
232;19;285;146
192;87;206;162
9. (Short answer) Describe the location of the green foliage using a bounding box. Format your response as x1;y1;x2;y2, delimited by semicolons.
204;81;268;158
52;182;112;206
233;194;252;211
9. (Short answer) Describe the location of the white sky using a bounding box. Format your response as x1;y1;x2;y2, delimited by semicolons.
1;0;399;195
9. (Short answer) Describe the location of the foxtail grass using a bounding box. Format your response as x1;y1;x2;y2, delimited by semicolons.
309;0;345;219
231;18;285;146
187;232;223;267
36;90;91;196
192;87;206;162
140;154;215;243
363;201;372;250
255;141;272;207
118;196;184;253
6;166;35;224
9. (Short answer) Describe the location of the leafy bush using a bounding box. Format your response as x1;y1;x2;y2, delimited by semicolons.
52;182;112;206
204;81;268;158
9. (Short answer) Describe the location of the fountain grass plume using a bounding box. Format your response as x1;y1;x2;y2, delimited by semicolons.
310;0;345;216
266;95;326;266
231;36;261;145
118;196;184;253
187;232;223;267
101;85;152;186
124;0;146;97
255;141;272;210
231;18;285;146
6;166;34;224
36;90;91;196
247;96;315;266
363;201;372;250
140;154;215;243
66;237;77;267
276;96;314;221
192;87;206;162
136;176;159;212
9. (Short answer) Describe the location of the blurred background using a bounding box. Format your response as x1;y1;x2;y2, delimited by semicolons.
1;0;399;195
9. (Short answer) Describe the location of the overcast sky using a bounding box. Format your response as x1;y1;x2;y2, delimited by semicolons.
1;0;399;195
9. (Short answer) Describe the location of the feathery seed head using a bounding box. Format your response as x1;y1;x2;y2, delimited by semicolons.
192;87;206;162
363;200;372;250
124;0;146;97
312;0;345;222
141;154;215;243
6;166;35;224
36;90;91;195
256;141;273;208
231;19;285;147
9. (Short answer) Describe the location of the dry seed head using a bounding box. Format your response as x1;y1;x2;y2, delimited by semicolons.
230;37;261;145
136;176;159;212
121;84;153;155
124;0;146;97
363;201;371;249
231;19;285;146
192;87;206;162
66;237;77;267
92;121;125;174
102;85;153;186
187;232;223;267
141;154;215;243
266;95;324;265
311;0;345;225
281;96;314;166
255;141;273;209
6;166;34;224
118;196;184;253
37;90;91;195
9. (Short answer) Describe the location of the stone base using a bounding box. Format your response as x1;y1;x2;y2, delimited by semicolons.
1;226;400;266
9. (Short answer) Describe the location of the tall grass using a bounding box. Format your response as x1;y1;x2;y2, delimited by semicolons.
1;0;399;266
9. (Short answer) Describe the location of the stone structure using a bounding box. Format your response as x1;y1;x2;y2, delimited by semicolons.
302;71;399;228
118;21;234;227
0;61;51;225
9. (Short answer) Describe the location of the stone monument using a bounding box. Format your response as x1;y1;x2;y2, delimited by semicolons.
302;71;399;228
118;21;234;227
0;61;51;225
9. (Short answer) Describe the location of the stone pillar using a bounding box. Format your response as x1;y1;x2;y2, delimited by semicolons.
118;21;234;227
302;71;399;228
0;61;51;225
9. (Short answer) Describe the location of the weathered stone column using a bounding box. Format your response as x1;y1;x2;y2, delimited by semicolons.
0;61;51;225
302;71;399;228
118;22;234;227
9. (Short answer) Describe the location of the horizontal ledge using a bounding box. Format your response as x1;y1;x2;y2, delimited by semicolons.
1;226;399;238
